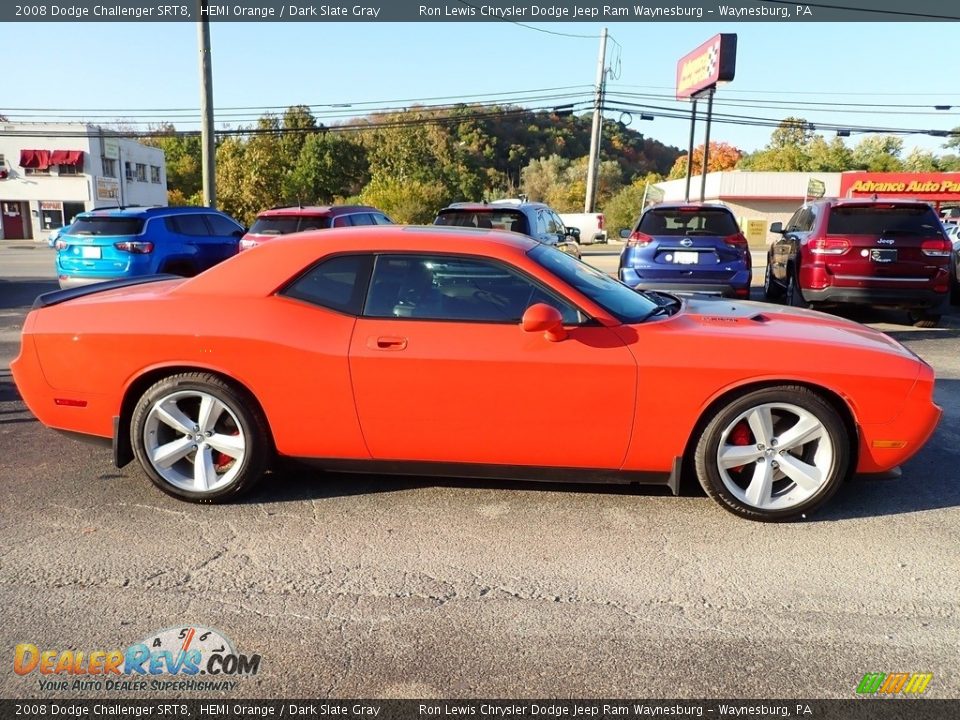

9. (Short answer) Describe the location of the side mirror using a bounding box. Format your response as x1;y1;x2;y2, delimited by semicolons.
769;222;784;234
565;226;581;241
521;303;567;342
619;228;631;239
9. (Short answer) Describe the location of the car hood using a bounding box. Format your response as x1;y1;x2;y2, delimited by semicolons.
672;295;918;360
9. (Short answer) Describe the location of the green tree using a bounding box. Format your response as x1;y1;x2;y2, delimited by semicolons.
141;124;203;204
286;132;368;204
601;182;648;238
850;136;904;171
806;136;853;172
903;147;940;172
359;175;447;224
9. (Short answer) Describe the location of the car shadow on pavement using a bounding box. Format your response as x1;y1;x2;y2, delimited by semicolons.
0;278;58;310
241;464;674;506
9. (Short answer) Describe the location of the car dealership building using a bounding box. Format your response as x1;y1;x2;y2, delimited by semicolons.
652;171;960;248
0;123;166;241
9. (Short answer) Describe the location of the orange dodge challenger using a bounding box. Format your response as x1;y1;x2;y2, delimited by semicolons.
11;226;941;521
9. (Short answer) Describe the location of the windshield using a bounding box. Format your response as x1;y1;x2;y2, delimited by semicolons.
435;209;529;235
638;208;739;236
529;244;659;323
69;217;144;236
249;216;332;235
827;206;943;235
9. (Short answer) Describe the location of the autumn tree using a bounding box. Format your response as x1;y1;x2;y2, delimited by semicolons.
667;142;743;179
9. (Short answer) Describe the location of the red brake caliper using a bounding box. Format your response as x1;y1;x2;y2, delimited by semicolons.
213;430;239;471
729;420;752;471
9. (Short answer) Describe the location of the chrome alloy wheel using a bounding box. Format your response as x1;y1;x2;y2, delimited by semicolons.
715;402;834;512
142;390;246;493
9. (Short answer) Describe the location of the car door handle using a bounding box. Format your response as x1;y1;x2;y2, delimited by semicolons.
368;336;408;351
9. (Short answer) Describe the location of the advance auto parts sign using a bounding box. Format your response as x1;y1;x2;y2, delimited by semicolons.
676;34;737;100
840;172;960;199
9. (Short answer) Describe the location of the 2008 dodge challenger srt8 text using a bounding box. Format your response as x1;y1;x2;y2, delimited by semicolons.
11;226;941;521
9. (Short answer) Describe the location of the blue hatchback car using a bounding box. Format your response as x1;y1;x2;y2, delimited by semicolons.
55;206;245;289
618;203;752;298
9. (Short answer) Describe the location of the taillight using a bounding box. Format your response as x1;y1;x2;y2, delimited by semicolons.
724;233;748;250
627;231;654;247
54;240;68;251
114;241;154;254
809;237;850;255
596;214;604;230
239;239;258;252
921;238;951;257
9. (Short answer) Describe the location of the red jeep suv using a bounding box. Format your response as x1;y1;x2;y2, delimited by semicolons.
763;199;952;327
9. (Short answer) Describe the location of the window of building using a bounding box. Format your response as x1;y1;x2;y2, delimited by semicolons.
125;162;134;181
150;165;161;184
136;163;147;182
25;168;50;176
102;158;117;178
58;164;80;176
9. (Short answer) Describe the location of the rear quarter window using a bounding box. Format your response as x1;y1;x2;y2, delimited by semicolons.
435;210;530;235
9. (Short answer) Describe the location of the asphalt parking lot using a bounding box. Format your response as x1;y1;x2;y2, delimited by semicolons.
1;239;958;700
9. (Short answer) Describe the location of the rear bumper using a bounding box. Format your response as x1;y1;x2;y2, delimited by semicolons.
619;267;751;296
802;286;947;309
58;275;124;290
630;282;744;297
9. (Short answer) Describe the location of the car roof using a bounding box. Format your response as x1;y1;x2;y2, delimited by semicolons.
440;200;550;212
256;205;381;218
645;202;732;212
77;206;221;218
818;198;935;208
177;226;538;298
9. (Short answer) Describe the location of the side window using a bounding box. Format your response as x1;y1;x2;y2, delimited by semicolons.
348;213;375;226
546;211;564;236
372;213;393;225
205;213;242;236
167;214;211;236
364;254;579;324
332;216;350;228
784;210;803;233
535;210;548;237
281;255;371;315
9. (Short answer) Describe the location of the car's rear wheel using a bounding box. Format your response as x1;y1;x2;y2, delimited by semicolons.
131;372;270;503
762;263;784;301
908;310;941;329
694;386;849;521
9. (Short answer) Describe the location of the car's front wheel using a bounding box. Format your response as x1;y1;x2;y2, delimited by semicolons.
131;372;270;503
694;386;849;521
762;263;783;301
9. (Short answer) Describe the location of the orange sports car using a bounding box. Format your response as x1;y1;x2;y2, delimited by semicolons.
12;226;941;521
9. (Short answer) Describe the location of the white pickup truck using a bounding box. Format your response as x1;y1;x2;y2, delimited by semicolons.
559;213;607;244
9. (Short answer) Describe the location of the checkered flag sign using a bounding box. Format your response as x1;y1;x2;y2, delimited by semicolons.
706;40;721;80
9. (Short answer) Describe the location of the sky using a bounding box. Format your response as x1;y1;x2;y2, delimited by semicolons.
5;21;959;157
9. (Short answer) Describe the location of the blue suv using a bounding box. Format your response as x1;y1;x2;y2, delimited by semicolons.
55;206;245;289
618;203;752;298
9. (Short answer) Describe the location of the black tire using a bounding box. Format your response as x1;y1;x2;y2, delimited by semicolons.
694;386;849;522
762;263;784;301
131;372;270;503
908;311;941;329
784;269;807;308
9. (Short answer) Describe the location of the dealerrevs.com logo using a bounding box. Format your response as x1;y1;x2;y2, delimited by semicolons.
14;626;261;693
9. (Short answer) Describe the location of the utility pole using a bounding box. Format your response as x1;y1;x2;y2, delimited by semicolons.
584;27;608;214
198;0;216;208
